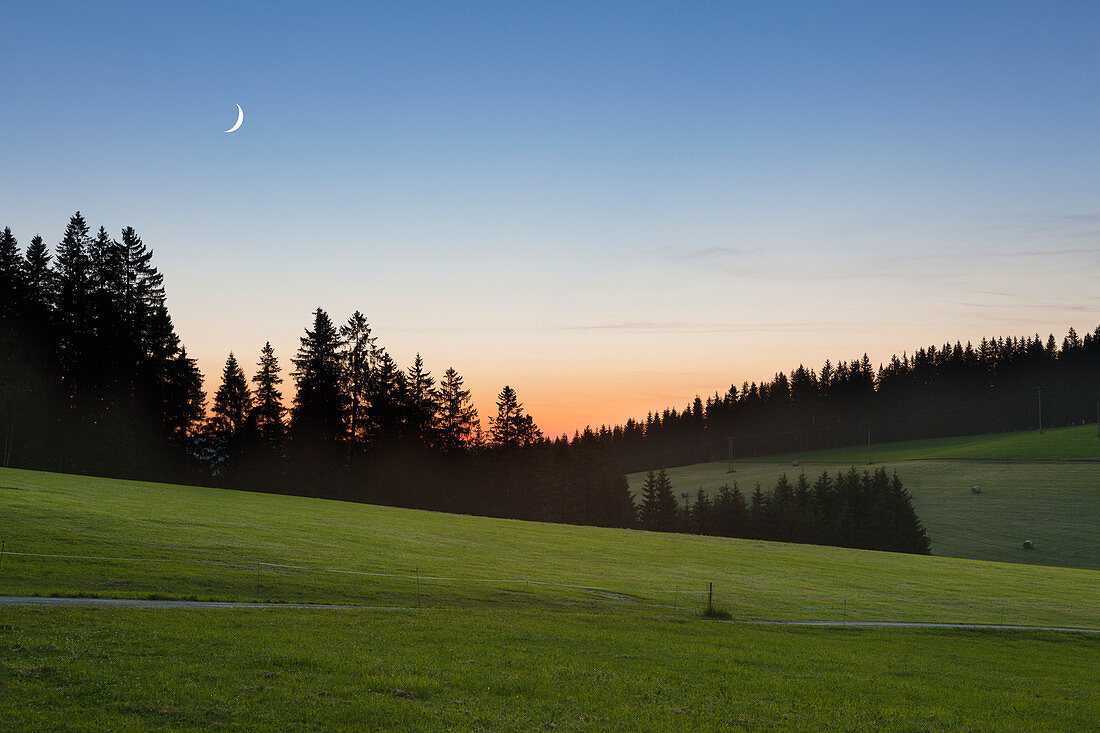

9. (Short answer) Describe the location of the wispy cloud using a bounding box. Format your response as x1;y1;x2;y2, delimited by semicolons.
995;247;1099;257
654;245;750;263
961;301;1099;313
984;213;1100;246
559;320;835;333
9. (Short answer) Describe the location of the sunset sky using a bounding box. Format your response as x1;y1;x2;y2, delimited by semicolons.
3;2;1099;436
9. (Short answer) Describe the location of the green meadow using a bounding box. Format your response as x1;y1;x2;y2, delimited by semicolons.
3;606;1097;731
2;466;1098;625
628;424;1100;571
1;462;1099;729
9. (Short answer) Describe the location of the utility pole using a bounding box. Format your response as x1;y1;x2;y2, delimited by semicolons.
866;425;871;465
1037;387;1043;434
1096;399;1099;439
726;436;734;473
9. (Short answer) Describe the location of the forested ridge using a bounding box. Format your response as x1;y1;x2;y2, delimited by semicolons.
0;213;1007;554
586;327;1100;473
0;214;635;527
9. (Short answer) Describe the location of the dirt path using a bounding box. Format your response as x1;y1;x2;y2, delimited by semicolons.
732;618;1100;634
0;595;412;611
2;595;1098;634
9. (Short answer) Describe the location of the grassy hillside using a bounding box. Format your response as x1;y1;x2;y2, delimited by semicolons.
739;423;1100;464
628;425;1100;571
2;466;1099;730
1;465;1098;626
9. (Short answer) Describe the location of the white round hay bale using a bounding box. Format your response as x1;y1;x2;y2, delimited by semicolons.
1023;539;1034;550
971;485;981;494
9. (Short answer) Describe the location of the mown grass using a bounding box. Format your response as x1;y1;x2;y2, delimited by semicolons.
1;466;1099;729
627;425;1100;571
1;606;1098;731
1;466;1099;627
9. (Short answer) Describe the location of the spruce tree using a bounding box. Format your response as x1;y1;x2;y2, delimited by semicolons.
404;354;439;446
638;471;660;530
690;489;711;534
22;235;53;306
291;308;345;445
0;227;24;316
118;227;164;315
0;227;27;467
639;469;677;531
251;342;286;445
364;349;406;443
118;227;165;372
163;346;206;443
437;367;479;451
211;352;253;438
54;213;93;397
488;385;542;447
89;226;123;299
87;226;125;404
339;311;375;444
655;470;678;531
55;213;91;289
712;484;748;537
749;484;767;539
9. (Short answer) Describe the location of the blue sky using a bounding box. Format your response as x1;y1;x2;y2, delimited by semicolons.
3;2;1099;433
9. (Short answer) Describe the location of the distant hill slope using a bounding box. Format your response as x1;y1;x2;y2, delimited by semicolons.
737;423;1100;464
627;425;1100;571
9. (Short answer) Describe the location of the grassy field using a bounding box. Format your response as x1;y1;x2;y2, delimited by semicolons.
2;465;1099;729
627;425;1100;571
2;466;1099;626
3;607;1098;731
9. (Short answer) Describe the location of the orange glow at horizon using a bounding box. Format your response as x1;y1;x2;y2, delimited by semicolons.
189;312;1100;441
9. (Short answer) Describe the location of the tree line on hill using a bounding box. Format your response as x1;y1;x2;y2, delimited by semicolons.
584;328;1100;472
0;214;633;528
195;306;635;527
637;467;930;554
0;213;933;554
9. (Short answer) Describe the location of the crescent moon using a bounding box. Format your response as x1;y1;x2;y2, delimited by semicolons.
224;104;244;133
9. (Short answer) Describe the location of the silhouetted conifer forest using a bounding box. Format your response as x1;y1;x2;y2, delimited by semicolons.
639;467;930;555
588;329;1100;473
0;215;636;528
20;214;1094;555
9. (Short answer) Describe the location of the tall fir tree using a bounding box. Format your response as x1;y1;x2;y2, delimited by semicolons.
163;346;206;444
118;226;165;378
87;226;125;405
404;354;439;447
437;367;479;450
251;342;286;445
364;349;407;444
22;235;53;306
211;352;253;438
488;385;541;447
638;469;677;531
54;212;93;400
0;227;24;315
339;311;375;444
291;308;345;445
0;227;27;467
